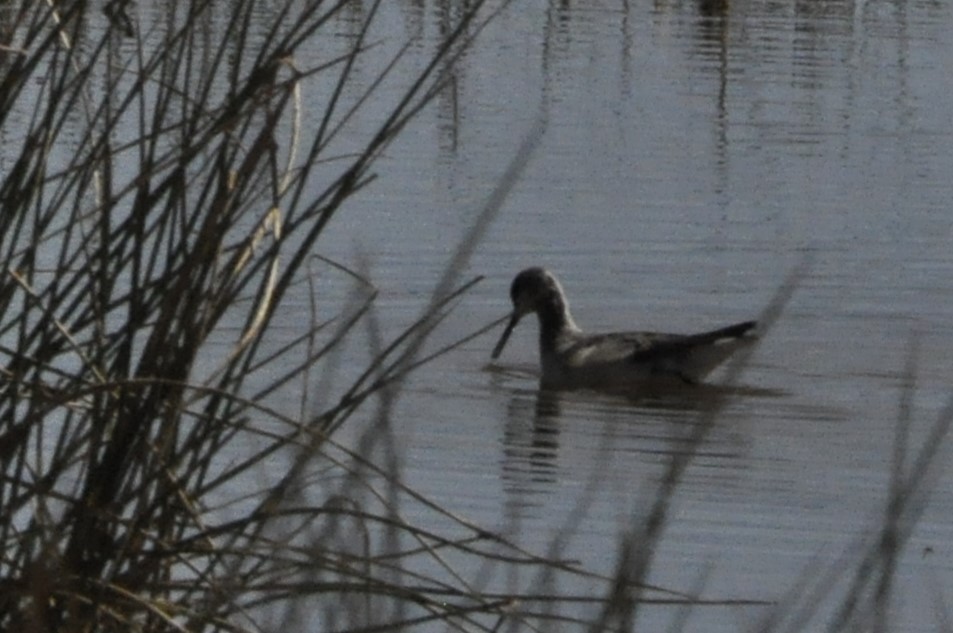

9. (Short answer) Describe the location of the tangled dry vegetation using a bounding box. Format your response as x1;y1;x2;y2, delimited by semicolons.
0;1;542;630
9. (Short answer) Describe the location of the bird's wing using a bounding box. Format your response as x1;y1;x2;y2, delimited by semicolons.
563;331;688;365
561;320;757;373
628;320;757;362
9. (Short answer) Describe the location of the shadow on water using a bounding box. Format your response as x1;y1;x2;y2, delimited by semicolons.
493;367;791;518
499;387;562;514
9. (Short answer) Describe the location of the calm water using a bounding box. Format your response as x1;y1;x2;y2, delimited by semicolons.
19;0;950;629
289;1;953;630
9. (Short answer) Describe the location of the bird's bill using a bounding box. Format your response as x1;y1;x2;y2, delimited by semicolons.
491;312;521;359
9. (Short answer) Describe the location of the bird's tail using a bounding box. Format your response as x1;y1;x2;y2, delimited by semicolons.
664;320;758;382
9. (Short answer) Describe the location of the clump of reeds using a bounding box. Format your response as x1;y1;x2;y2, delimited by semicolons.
0;1;546;630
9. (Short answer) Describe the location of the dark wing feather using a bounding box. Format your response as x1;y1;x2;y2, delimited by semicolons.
561;321;757;369
563;331;687;365
628;320;757;363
